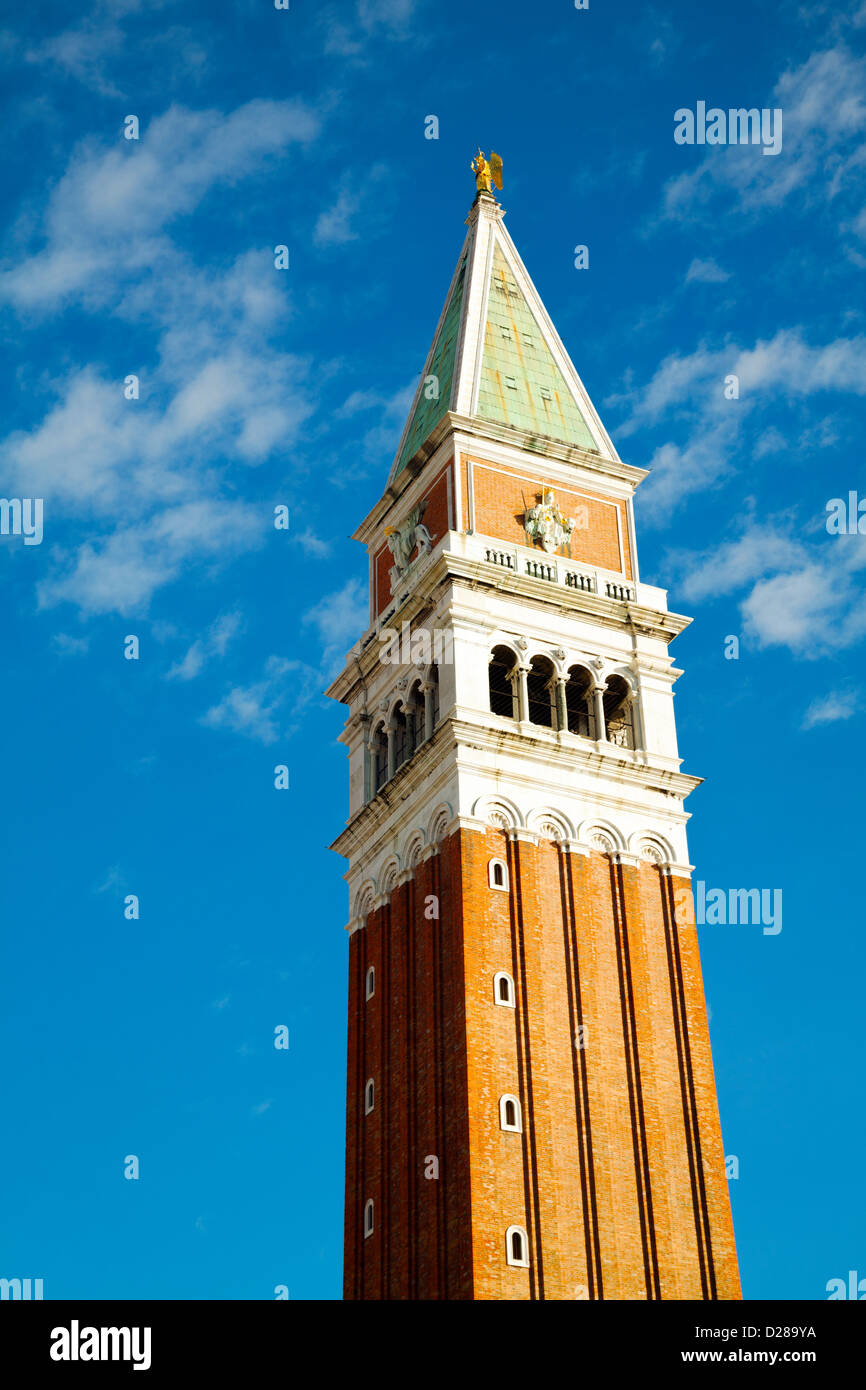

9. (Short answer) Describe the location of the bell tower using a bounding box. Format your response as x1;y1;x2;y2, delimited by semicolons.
327;161;740;1301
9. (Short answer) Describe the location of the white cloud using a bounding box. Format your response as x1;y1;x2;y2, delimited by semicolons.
617;328;866;522
685;257;730;284
168;609;243;681
0;101;322;617
660;44;866;226
302;577;368;662
673;521;866;658
53;632;90;656
753;425;786;458
323;0;419;54
313;165;389;248
676;523;808;603
1;100;319;313
202;655;294;744
314;190;362;246
802;690;860;727
38;500;263;616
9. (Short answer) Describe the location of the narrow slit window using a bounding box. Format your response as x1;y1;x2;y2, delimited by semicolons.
494;971;515;1008
500;1095;522;1132
506;1225;529;1267
488;858;509;891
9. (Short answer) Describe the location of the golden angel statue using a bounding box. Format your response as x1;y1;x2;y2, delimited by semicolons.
471;149;503;195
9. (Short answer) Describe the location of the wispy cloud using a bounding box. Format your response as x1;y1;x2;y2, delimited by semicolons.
802;690;860;727
0;100;322;617
659;43;866;239
168;609;243;681
302;578;369;668
673;519;866;659
200;651;330;745
685;257;730;284
313;164;389;247
613;328;866;522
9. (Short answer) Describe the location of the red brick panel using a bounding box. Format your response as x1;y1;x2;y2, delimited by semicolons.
466;457;633;579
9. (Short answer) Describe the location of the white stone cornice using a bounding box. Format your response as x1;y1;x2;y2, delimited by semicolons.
610;851;642;868
508;827;539;846
454;814;488;835
661;862;695;879
559;839;590;856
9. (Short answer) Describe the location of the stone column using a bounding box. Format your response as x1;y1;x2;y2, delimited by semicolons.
360;715;372;802
592;684;607;742
555;676;567;732
630;689;644;751
386;722;397;780
422;682;435;741
403;698;418;758
515;664;530;723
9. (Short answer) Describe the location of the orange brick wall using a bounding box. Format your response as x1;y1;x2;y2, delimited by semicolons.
461;454;632;579
343;829;740;1300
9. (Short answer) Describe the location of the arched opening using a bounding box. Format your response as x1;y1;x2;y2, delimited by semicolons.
365;965;375;1000
407;680;424;754
364;1078;374;1114
527;655;556;729
372;723;387;792
364;1199;374;1238
564;664;594;738
489;646;517;719
603;675;635;748
428;665;440;729
392;707;408;770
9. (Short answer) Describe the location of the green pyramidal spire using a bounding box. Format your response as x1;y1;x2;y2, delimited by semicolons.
477;246;597;449
388;187;614;484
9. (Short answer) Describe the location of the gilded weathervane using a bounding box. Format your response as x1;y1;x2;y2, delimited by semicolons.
471;148;503;195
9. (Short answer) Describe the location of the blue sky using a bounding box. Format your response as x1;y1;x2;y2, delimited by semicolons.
1;0;864;1301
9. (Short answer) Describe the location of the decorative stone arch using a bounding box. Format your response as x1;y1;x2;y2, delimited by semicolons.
488;642;521;720
354;881;376;921
369;719;388;796
629;832;675;866
577;818;627;854
602;669;642;750
378;857;401;896
527;807;575;843
402;830;426;869
471;794;523;832
604;664;639;694
420;662;440;739
427;802;453;846
523;644;563;672
487;634;523;666
559;660;598;738
525;652;558;729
